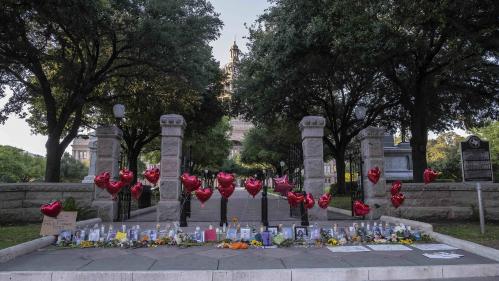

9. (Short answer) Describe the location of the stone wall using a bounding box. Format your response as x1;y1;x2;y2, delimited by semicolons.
387;182;499;221
0;183;93;223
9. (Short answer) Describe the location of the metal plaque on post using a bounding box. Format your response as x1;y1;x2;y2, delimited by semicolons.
460;135;493;182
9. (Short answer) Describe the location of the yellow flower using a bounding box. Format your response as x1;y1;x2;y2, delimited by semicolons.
327;238;338;246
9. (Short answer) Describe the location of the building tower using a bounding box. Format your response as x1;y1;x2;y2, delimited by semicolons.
221;41;253;158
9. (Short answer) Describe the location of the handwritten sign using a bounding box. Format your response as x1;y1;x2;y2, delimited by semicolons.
40;211;77;236
460;135;493;182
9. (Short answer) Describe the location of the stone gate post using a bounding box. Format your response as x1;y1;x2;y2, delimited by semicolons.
299;116;327;221
91;126;122;221
82;134;97;183
157;114;186;221
358;127;388;219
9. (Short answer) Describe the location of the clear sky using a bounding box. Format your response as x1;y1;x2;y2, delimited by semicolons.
0;0;270;156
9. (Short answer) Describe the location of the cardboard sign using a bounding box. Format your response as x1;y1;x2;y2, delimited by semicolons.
40;211;77;236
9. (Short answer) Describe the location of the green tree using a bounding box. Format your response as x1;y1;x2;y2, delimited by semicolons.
472;121;499;182
59;152;88;182
427;132;465;181
0;145;45;182
375;0;499;181
234;0;398;192
0;0;222;182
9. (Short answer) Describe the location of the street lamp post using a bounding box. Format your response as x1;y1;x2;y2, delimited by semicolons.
261;169;268;227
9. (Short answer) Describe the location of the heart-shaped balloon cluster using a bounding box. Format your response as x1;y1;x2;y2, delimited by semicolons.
195;187;213;207
353;200;370;216
119;169;134;185
391;180;402;195
40;200;62;218
287;191;305;207
94;172;110;189
318;193;332;209
244;177;262;198
368;167;381;184
391;193;405;208
181;172;202;193
273;175;294;195
107;181;124;199
143;167;160;185
304;193;315;209
390;180;405;208
423;168;438;184
217;172;235;199
218;184;235;199
217;172;235;187
131;182;143;201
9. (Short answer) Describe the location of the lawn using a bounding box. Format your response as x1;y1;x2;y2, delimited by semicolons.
329;194;351;210
0;224;41;249
432;221;499;250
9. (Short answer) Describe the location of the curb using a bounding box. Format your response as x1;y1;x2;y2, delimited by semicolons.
327;206;352;216
380;215;433;232
1;264;498;281
0;218;102;264
130;206;157;217
380;215;499;262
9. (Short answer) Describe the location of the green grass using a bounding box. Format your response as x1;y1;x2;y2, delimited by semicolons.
0;224;41;249
329;195;351;210
432;221;499;250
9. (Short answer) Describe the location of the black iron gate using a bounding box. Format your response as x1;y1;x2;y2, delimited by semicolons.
287;144;309;226
348;140;364;218
180;145;192;227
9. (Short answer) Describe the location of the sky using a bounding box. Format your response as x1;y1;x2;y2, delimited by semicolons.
0;0;467;156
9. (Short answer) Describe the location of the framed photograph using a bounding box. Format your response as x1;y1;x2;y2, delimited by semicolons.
282;227;293;240
267;226;279;236
240;227;251;241
294;226;308;240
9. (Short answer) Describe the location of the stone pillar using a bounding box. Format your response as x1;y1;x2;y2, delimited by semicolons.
358;127;388;219
82;135;97;183
157;114;186;221
91;126;122;221
299;116;327;221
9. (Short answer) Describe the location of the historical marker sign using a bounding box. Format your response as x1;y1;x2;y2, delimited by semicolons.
460;135;493;182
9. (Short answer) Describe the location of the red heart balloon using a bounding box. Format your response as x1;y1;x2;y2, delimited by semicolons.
286;191;305;207
119;169;134;184
181;172;201;193
368;167;381;184
40;200;62;218
391;180;402;195
423;168;438;184
131;182;143;201
244;177;263;198
217;172;235;187
143;167;160;185
218;184;235;199
273;175;294;195
391;193;405;208
107;181;124;199
195;187;213;205
304;193;315;209
353;200;370;216
318;193;332;209
94;172;110;189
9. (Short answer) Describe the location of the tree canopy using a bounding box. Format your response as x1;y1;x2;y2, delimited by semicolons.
0;0;223;181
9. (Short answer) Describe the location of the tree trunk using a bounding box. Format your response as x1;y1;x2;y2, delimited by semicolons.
335;152;346;195
45;136;64;182
126;148;140;185
410;104;429;182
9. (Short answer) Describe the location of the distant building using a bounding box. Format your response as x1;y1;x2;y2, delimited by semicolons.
221;41;253;158
71;135;90;164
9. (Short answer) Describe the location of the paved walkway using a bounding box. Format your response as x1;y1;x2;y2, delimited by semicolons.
127;188;353;223
0;243;496;271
